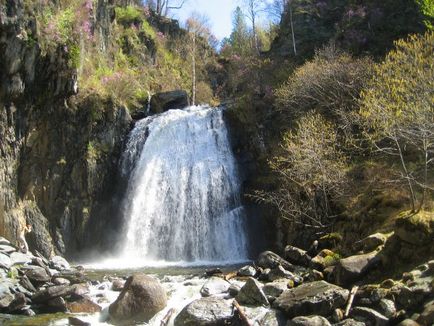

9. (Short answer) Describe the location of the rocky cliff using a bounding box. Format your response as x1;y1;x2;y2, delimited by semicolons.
0;0;132;258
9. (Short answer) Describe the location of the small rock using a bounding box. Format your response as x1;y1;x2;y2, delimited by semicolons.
49;256;70;271
332;308;345;322
335;319;366;326
111;279;125;291
288;315;332;326
268;265;301;283
23;308;36;316
358;233;388;252
66;297;102;313
236;277;269;306
25;266;51;285
9;252;31;266
350;306;389;326
53;277;70;286
6;293;26;312
256;251;294;271
0;237;11;245
310;249;337;271
237;265;257;277
20;275;37;292
259;309;286;326
45;296;68;313
228;283;241;296
0;253;12;269
174;297;234;326
205;268;222;276
0;244;17;254
200;277;230;297
378;298;396;318
417;300;434;325
263;280;289;298
380;279;396;289
68;316;91;326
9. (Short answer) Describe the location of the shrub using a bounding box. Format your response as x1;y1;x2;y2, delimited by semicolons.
115;6;143;25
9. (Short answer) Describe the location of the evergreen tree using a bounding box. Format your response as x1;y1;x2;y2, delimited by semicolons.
229;6;251;55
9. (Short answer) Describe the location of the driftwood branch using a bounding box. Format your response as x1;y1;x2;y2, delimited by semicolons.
233;299;252;326
344;285;359;317
160;308;175;326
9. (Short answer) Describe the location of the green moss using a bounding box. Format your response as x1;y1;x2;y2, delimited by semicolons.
115;6;143;25
142;20;156;39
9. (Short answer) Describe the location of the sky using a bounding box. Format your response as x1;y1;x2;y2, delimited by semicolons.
172;0;239;41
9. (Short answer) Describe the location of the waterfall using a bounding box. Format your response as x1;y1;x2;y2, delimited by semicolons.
118;106;248;263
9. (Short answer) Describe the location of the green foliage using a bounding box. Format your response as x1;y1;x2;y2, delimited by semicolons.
115;5;143;25
142;20;156;39
417;0;434;29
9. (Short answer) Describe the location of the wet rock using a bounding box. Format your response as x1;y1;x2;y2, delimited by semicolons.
150;90;190;114
268;266;302;284
417;300;434;325
32;284;89;303
229;283;242;296
53;277;70;286
9;252;31;266
0;291;14;309
25;266;51;285
111;279;125;291
334;251;380;286
350;306;389;326
66;297;102;313
57;270;87;284
205;268;222;276
31;257;47;268
68;316;91;326
0;244;17;254
0;237;11;246
109;274;167;323
49;256;70;271
263;280;289;298
260;309;287;326
236;277;269;306
273;281;349;318
257;251;294;271
378;298;396;318
397;286;428;309
0;253;12;269
335;319;366;326
200;277;230;297
238;265;257;277
288;315;332;326
20;275;37;292
45;296;68;313
284;245;311;267
174;297;234;326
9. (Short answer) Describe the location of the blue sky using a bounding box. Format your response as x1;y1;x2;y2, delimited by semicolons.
172;0;239;41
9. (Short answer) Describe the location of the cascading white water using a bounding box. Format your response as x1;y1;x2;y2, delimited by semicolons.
119;105;248;263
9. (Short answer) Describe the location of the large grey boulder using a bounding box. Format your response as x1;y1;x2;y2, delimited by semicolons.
237;265;257;277
236;277;269;306
150;90;190;114
284;245;311;267
109;274;167;323
273;281;349;318
200;277;230;297
49;256;70;271
334;251;380;286
288;315;332;326
24;266;51;285
263;280;289;298
174;297;234;326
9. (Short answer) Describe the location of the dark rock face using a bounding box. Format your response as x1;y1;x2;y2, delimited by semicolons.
174;296;234;326
273;281;349;318
150;90;189;114
109;274;167;323
0;0;133;257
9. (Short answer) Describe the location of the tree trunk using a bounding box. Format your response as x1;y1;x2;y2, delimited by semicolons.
289;0;297;56
192;32;196;106
394;135;416;213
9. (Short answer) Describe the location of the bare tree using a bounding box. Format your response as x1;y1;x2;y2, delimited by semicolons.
241;0;264;53
146;0;188;16
265;0;296;55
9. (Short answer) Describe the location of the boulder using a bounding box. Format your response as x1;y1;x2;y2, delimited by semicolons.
284;245;311;267
53;277;70;286
334;251;380;286
111;279;125;291
200;277;230;297
335;319;366;326
236;277;269;306
68;317;91;326
310;249;338;271
0;244;17;254
49;256;70;271
44;296;68;313
273;281;349;318
32;284;89;303
288;315;332;326
150;90;189;114
66;297;102;313
25;266;51;285
237;265;257;277
259;310;287;326
395;212;434;246
263;280;290;298
257;251;294;271
174;297;234;326
358;233;388;252
9;252;31;266
350;306;389;326
378;298;396;319
0;237;11;246
20;275;37;292
0;253;12;269
109;274;167;323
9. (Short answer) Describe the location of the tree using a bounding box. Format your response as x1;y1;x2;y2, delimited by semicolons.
145;0;187;16
228;6;251;56
253;112;348;229
241;0;264;52
360;31;434;212
185;12;213;105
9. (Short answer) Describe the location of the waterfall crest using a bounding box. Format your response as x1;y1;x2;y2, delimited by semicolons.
119;106;248;263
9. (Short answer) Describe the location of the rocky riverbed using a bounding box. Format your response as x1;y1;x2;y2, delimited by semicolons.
1;226;434;325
